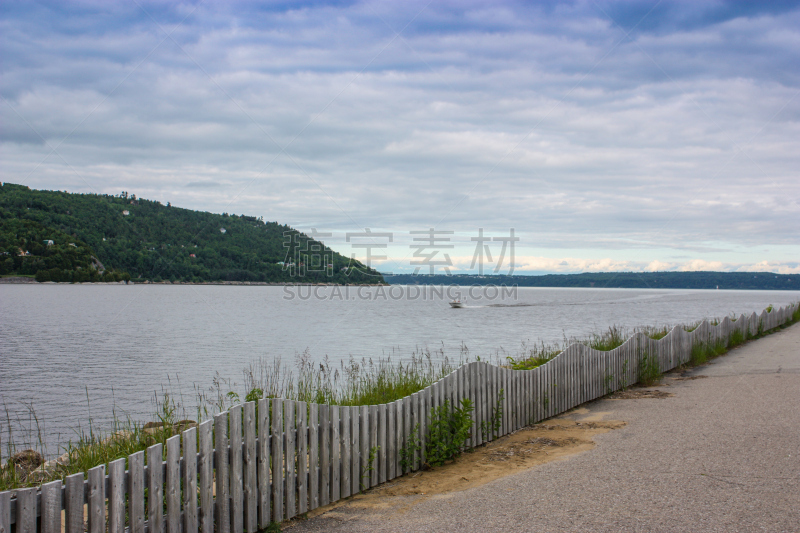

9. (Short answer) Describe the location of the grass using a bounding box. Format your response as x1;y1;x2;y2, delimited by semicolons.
2;348;465;491
637;351;662;386
507;322;693;371
2;393;185;491
197;346;466;416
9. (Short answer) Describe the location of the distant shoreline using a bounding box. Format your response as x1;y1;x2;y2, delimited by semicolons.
383;271;800;291
0;276;386;286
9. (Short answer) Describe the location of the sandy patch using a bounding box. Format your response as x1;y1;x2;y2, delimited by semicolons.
671;375;708;381
293;416;625;524
607;389;674;399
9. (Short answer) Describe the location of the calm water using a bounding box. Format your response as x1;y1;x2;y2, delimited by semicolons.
1;284;798;455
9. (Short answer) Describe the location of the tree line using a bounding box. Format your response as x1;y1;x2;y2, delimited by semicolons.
0;183;383;284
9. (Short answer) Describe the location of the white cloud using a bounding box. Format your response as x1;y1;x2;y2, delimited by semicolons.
2;1;799;272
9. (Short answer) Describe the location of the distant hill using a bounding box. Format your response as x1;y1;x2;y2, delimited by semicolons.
384;272;800;291
0;183;383;284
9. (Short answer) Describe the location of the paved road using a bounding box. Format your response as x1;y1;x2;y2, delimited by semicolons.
289;323;800;533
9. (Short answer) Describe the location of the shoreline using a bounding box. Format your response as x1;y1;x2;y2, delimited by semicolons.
0;277;387;286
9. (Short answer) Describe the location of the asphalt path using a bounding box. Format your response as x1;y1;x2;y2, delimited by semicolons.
289;323;800;532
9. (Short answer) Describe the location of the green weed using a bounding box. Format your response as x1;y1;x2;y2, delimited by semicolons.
637;351;661;386
425;398;474;467
359;446;380;492
480;389;504;441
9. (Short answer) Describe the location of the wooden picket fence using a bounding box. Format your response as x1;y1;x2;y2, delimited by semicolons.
1;303;797;533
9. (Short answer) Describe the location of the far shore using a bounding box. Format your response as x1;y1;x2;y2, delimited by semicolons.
0;276;387;286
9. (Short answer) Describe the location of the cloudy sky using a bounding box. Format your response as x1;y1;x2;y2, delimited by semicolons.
2;0;799;274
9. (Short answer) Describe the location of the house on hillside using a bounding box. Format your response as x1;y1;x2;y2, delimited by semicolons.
122;210;130;216
43;240;54;246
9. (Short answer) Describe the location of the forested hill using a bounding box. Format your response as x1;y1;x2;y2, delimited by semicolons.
0;183;383;284
384;272;800;291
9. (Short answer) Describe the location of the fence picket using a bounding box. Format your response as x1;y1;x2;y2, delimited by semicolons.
331;405;341;503
0;491;9;533
16;488;35;533
215;412;230;533
402;398;410;474
297;401;309;515
309;403;319;511
184;426;199;533
341;406;351;498
199;420;214;533
147;444;163;533
421;387;430;465
284;401;296;519
360;405;369;490
108;458;126;533
41;480;61;533
319;404;330;505
230;404;244;533
271;399;284;521
386;401;396;480
166;434;181;533
243;402;256;533
128;452;145;533
378;404;387;484
350;406;360;495
369;405;378;488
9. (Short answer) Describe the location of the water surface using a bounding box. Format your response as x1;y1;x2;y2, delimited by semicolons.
1;284;797;454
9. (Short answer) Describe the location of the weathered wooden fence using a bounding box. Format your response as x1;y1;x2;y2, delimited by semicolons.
1;303;797;533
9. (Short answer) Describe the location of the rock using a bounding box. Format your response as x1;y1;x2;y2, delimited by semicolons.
26;468;53;484
56;452;72;466
8;449;44;472
173;420;197;433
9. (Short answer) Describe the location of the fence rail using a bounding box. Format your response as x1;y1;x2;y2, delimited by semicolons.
2;303;797;532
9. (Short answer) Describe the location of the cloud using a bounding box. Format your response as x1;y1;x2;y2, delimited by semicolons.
1;1;799;272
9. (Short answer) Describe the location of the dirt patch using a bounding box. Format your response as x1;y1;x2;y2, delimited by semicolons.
608;389;674;399
293;417;625;523
671;375;708;381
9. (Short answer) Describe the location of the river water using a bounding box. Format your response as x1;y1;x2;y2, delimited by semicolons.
1;284;798;455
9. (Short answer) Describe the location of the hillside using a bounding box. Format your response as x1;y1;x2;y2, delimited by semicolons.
0;183;383;284
384;272;800;291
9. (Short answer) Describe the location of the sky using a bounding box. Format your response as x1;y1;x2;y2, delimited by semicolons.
2;0;799;275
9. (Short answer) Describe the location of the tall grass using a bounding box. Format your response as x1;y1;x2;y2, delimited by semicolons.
196;346;468;416
507;322;693;370
1;393;185;491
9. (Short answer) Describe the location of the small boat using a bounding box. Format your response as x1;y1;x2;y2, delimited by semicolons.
449;299;465;308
